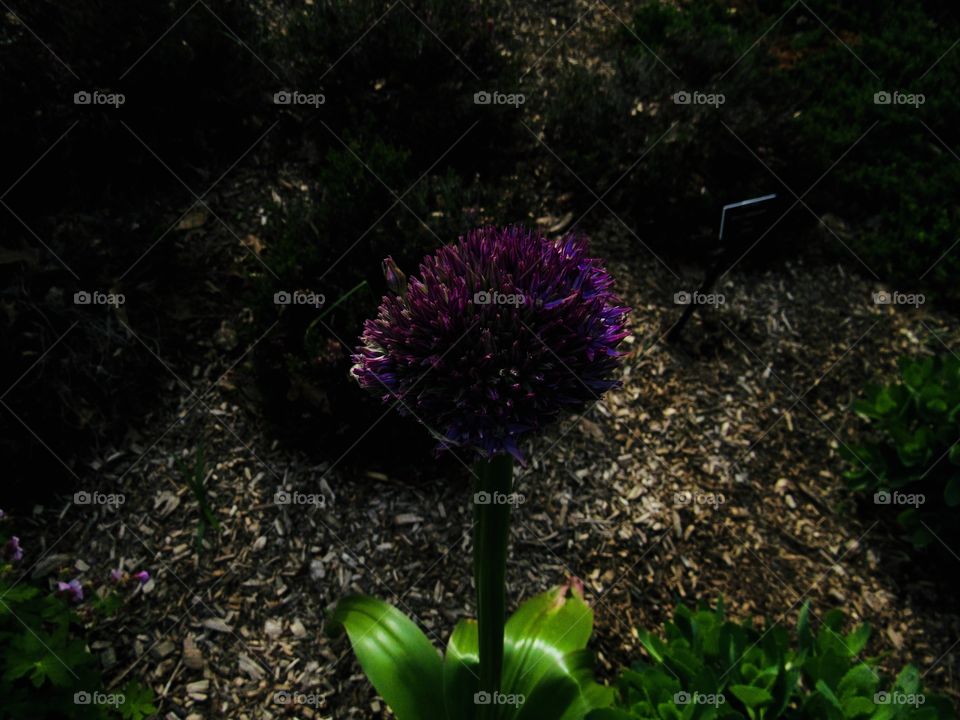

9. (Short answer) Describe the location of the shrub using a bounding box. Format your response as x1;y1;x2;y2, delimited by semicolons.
540;0;960;302
589;600;955;720
844;354;960;547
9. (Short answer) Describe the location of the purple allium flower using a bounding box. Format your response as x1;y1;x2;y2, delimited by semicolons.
352;226;630;461
57;579;84;603
133;570;150;585
3;536;23;563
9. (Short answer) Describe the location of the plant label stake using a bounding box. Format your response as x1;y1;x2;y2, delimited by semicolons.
668;193;778;343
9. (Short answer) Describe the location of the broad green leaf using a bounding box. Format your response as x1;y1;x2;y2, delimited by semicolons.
893;664;921;695
728;684;772;710
328;595;443;720
840;695;878;718
501;585;593;694
443;619;479;720
515;649;614;720
0;584;39;606
500;584;614;719
836;663;879;700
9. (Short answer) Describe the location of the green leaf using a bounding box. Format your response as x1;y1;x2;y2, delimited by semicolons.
500;584;614;719
0;583;39;606
840;695;878;718
515;649;614;720
328;595;443;720
2;630;83;688
797;602;813;652
118;681;158;720
443;619;479;720
728;684;772;709
893;664;921;695
836;663;879;700
844;623;871;657
814;679;843;710
501;585;593;692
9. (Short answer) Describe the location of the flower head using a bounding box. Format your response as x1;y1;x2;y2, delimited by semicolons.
133;570;150;585
56;579;84;603
3;536;23;563
352;226;629;461
110;568;124;584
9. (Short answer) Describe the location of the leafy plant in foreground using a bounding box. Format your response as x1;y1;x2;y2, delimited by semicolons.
330;226;632;719
843;354;960;547
0;523;156;719
589;600;955;720
331;580;611;720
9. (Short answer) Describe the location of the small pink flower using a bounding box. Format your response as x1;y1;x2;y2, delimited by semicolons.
109;569;125;584
3;536;23;563
133;570;150;585
56;579;84;603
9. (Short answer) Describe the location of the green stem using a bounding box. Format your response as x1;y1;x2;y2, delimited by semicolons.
473;454;513;719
